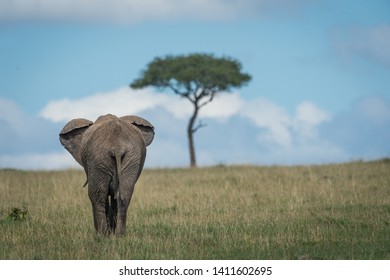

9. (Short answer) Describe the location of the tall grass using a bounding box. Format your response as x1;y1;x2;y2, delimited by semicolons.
1;160;389;259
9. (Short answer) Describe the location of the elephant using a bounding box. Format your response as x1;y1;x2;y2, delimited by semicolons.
59;114;154;235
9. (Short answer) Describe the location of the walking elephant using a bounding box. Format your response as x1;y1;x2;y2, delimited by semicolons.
59;114;154;235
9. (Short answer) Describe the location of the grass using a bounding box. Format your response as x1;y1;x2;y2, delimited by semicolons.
0;160;389;259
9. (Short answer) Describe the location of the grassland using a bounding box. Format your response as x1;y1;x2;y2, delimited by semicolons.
0;160;389;259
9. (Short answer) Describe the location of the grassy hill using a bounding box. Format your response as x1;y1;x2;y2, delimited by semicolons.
1;160;389;259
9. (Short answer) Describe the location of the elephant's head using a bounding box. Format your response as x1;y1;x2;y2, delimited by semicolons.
59;114;155;166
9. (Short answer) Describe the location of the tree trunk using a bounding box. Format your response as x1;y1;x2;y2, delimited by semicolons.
187;104;199;168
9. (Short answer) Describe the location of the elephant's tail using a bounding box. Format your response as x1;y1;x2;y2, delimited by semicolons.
113;154;123;200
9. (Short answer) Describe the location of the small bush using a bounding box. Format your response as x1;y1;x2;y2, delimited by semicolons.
7;207;29;222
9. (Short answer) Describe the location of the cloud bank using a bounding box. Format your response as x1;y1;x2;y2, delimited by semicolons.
0;97;76;169
2;88;389;170
41;87;331;153
0;0;317;23
0;0;260;23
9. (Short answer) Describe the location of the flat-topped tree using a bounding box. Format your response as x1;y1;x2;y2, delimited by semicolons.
130;53;251;168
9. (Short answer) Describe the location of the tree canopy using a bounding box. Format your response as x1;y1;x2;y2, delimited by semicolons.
131;53;251;167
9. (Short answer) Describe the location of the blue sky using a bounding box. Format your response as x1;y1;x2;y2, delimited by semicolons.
1;0;389;169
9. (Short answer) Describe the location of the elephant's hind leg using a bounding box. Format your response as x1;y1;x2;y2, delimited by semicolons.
91;203;109;235
88;175;111;235
107;195;118;233
115;197;130;236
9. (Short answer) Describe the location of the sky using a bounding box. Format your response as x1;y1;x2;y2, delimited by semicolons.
0;0;390;169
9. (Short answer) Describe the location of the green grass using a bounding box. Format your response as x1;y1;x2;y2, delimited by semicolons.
1;160;389;259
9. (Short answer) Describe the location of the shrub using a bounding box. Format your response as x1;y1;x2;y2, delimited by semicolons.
7;207;29;222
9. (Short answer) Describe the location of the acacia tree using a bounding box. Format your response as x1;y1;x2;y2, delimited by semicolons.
130;53;251;168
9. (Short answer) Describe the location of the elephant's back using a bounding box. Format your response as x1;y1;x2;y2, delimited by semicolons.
81;118;146;168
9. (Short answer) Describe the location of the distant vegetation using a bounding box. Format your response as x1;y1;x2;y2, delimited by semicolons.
1;160;389;259
130;53;251;168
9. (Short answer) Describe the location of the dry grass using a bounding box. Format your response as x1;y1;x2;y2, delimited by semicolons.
1;160;389;259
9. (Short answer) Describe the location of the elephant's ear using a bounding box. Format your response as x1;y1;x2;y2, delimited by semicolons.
120;115;155;146
59;118;93;166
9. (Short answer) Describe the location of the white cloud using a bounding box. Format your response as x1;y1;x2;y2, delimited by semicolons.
40;86;332;152
201;92;244;120
0;151;80;170
0;0;318;23
240;97;292;148
3;91;389;170
260;140;347;165
0;97;67;169
41;87;170;122
0;97;26;135
333;24;390;67
40;87;245;122
292;101;331;140
319;95;390;161
294;101;331;125
0;0;256;23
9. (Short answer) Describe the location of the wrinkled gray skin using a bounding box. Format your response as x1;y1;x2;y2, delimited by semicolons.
59;114;154;235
